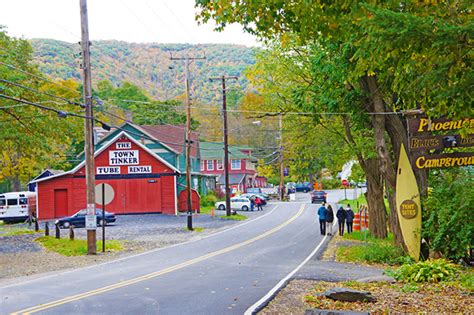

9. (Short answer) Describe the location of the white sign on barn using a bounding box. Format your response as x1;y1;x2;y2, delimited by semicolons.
109;150;139;165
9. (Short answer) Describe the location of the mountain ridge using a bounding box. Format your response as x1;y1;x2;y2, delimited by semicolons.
30;38;257;103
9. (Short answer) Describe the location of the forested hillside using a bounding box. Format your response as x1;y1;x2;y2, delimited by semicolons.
30;39;257;103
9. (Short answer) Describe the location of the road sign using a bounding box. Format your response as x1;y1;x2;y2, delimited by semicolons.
342;179;348;186
409;134;474;151
95;183;115;205
412;151;474;169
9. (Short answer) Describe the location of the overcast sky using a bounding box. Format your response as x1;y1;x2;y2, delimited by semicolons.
0;0;258;46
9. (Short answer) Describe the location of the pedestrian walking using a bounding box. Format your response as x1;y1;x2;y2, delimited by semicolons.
325;204;334;236
336;206;346;236
250;196;255;211
255;197;263;211
345;204;355;234
317;202;327;235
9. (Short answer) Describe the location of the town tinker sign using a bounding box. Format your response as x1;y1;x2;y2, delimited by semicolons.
109;150;139;165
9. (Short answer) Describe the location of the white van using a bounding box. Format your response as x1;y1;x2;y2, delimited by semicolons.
0;191;36;223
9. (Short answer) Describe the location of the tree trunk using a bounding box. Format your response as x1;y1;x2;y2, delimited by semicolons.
364;158;388;238
385;110;429;197
11;176;21;191
365;75;404;246
342;116;387;238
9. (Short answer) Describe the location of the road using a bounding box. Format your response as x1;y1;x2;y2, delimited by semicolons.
1;190;362;315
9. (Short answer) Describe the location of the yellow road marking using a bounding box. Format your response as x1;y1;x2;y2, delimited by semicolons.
12;204;305;315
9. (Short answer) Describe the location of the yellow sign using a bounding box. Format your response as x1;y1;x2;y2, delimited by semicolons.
400;200;418;219
396;144;422;261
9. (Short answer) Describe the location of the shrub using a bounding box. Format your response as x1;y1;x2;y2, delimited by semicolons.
201;193;218;207
389;259;459;283
423;168;473;261
321;178;340;190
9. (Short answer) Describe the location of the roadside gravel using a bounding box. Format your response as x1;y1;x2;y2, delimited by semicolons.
0;209;264;283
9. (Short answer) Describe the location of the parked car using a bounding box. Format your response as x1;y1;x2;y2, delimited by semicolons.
215;197;251;211
310;190;327;204
240;193;268;205
357;181;367;188
55;208;116;229
246;188;262;194
295;182;312;193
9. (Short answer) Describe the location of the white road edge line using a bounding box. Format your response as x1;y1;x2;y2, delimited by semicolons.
0;204;280;289
244;221;338;315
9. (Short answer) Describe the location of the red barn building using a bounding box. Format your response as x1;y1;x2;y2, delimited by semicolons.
33;132;180;220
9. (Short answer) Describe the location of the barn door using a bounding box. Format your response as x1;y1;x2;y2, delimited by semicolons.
54;189;68;217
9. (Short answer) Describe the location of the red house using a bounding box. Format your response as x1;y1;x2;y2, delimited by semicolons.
33;131;180;220
199;142;267;193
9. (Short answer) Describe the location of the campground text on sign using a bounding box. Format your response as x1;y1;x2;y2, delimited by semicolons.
413;152;474;169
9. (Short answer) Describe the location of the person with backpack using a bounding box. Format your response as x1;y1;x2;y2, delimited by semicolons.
255;197;263;211
325;204;334;236
336;206;346;236
345;204;355;234
317;202;327;235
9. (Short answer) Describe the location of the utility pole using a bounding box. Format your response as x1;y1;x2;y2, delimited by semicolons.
279;114;284;201
171;54;205;230
209;75;238;216
80;0;96;254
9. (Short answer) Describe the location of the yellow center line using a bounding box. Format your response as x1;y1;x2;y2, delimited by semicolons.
12;204;306;315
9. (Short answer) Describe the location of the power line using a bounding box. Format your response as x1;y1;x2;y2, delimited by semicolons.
0;78;84;107
0;61;82;96
0;104;27;109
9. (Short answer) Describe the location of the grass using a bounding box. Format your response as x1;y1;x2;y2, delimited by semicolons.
338;194;367;212
219;214;247;221
0;223;40;236
339;194;390;212
36;236;124;256
336;231;410;265
185;227;205;232
1;228;38;236
199;205;214;215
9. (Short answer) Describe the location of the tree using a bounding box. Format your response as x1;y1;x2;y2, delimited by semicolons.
195;0;472;246
0;28;83;190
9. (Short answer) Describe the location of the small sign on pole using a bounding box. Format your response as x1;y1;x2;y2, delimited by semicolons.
85;203;96;230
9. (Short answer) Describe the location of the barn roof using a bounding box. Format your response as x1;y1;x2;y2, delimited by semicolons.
30;131;180;184
139;125;200;158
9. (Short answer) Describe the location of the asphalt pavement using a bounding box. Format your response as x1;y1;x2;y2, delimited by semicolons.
1;190;363;315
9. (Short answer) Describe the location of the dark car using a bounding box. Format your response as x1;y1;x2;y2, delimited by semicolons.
55;208;116;229
295;182;312;193
311;190;327;204
246;188;269;200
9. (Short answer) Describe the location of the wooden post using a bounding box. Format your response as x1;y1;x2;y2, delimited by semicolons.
45;222;49;236
80;0;96;254
55;223;60;239
69;226;74;240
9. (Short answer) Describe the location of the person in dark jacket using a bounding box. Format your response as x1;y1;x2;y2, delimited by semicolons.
336;206;346;236
345;204;355;234
325;204;334;236
317;203;327;235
